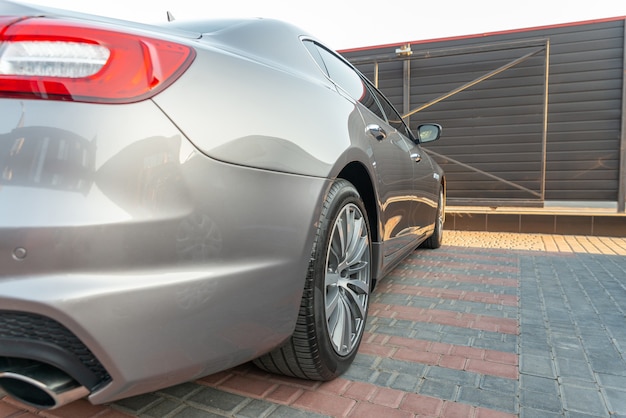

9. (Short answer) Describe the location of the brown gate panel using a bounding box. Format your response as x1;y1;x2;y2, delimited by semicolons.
343;18;625;207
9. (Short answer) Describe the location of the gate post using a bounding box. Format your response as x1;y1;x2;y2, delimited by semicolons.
617;19;626;213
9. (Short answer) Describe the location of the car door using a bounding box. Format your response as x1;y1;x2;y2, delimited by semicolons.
367;87;439;239
356;84;418;257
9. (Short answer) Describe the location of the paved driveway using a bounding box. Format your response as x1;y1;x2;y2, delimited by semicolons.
2;231;625;417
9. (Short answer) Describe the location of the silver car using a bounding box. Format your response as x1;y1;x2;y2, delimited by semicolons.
0;0;445;409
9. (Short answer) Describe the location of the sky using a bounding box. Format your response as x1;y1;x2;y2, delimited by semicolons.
21;0;626;50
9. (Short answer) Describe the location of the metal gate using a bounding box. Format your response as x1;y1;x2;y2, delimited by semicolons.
352;39;550;206
344;18;626;211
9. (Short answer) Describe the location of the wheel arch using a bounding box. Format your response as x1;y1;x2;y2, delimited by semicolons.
336;162;378;243
336;162;382;289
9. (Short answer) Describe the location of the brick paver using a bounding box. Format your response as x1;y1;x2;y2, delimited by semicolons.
2;231;625;417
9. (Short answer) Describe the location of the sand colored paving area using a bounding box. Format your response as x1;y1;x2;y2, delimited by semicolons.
444;230;626;255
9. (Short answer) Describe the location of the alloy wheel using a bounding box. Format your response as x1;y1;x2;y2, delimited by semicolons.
324;203;370;356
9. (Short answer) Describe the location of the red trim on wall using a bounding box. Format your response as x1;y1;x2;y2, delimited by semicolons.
339;15;626;53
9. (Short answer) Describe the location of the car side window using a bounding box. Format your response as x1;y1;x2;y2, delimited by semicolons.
302;40;414;141
303;41;327;75
366;83;414;140
310;43;365;101
303;40;380;115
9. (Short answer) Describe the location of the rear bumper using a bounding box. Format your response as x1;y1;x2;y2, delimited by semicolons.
0;256;312;403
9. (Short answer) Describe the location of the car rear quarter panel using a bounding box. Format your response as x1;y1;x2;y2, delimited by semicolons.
152;35;366;178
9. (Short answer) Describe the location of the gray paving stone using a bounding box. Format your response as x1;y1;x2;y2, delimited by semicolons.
520;316;545;328
596;372;626;389
114;393;161;413
545;310;572;324
520;354;556;378
550;333;581;349
558;376;602;390
582;334;615;351
172;406;225;418
520;388;563;413
187;387;248;413
377;358;428;377
602;313;626;330
480;375;517;395
234;399;277;418
603;388;626;416
389;372;420;392
352;353;379;368
371;370;395;387
392;319;418;330
430;324;477;339
471;337;518;353
342;364;376;382
520;374;559;394
472;331;519;353
520;340;553;357
553;351;588;366
560;384;609;416
552;341;586;361
141;398;182;418
267;406;330;418
587;353;626;376
411;322;445;333
520;328;549;344
520;407;563;418
457;386;517;414
425;366;479;387
417;378;458;400
439;332;473;346
409;327;444;341
555;358;595;382
564;412;608;418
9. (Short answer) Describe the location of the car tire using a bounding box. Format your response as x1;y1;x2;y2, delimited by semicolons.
422;186;445;249
254;179;371;380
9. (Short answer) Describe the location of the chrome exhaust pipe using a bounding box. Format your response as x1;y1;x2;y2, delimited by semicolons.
0;360;89;409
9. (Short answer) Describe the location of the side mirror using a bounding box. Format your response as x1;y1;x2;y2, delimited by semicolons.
417;124;442;143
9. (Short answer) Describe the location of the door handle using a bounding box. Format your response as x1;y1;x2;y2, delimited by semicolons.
411;153;421;163
366;124;387;141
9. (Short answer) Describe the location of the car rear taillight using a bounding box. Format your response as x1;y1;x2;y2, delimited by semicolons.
0;17;195;103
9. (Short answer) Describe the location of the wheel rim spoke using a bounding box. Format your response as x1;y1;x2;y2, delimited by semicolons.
324;202;370;356
437;190;444;240
325;273;341;317
339;277;368;319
